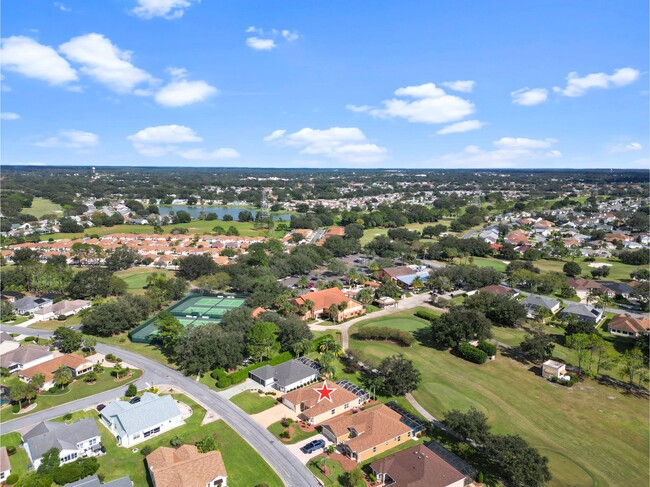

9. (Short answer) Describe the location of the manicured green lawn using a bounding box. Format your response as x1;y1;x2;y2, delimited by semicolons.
352;308;435;334
308;457;365;487
230;390;279;414
0;432;31;478
471;256;509;272
54;395;283;487
268;420;318;444
21;197;63;218
0;367;142;423
34;314;83;331
348;311;649;487
98;333;177;368
114;267;175;293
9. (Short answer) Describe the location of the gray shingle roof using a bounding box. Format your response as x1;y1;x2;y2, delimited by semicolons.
0;345;53;368
64;475;133;487
12;296;52;311
251;359;319;389
559;303;603;320
23;419;100;461
100;393;181;437
522;294;560;310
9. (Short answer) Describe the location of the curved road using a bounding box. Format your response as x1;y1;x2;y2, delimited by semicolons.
0;325;319;487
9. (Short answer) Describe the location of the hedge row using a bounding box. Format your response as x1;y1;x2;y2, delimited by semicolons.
457;343;488;364
52;458;99;485
211;351;294;388
415;310;438;321
355;326;415;346
477;340;497;356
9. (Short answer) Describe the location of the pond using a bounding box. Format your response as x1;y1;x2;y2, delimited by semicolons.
158;205;292;221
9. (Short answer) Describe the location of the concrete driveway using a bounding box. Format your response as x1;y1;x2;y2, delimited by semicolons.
285;433;332;464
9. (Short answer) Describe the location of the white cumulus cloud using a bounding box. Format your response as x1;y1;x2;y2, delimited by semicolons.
265;127;387;163
437;120;484;135
127;124;237;159
511;87;548;106
246;37;277;51
359;82;475;124
59;33;156;94
610;142;642;153
35;129;99;149
553;67;640;97
0;112;20;120
155;79;217;107
132;0;196;19
494;137;557;149
442;80;475;93
0;36;77;85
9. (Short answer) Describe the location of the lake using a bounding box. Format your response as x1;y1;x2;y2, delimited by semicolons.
158;205;292;221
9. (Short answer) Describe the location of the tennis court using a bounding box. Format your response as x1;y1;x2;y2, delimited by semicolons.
129;293;248;344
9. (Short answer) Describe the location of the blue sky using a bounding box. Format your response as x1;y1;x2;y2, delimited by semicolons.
1;0;648;168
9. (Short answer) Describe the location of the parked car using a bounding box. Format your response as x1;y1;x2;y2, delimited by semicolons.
96;404;106;412
129;397;141;405
301;439;326;454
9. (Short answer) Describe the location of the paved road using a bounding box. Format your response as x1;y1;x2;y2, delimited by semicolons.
308;292;443;351
0;325;320;487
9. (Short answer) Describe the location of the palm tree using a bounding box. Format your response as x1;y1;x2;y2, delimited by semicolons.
53;366;73;390
292;338;313;357
320;351;336;378
597;293;612;312
297;275;310;289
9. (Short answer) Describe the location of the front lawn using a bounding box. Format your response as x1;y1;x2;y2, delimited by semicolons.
0;367;142;423
348;310;649;487
33;314;82;331
308;457;365;487
268;420;318;444
51;395;283;487
0;432;31;479
98;333;176;368
230;390;278;414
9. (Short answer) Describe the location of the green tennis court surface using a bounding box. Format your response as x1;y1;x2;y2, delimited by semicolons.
129;293;247;344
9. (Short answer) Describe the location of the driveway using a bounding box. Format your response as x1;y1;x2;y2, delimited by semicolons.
285;433;332;464
251;402;300;428
217;378;274;399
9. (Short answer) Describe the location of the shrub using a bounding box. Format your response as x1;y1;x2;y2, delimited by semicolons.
57;315;67;321
457;343;488;364
216;376;232;388
125;383;137;397
279;430;290;439
269;351;293;366
23;336;36;342
169;435;183;447
477;340;497;357
6;446;16;455
195;435;219;453
415;310;438;321
5;473;19;485
141;445;153;456
211;368;227;380
104;354;116;362
63;413;73;421
52;458;99;485
12;404;19;414
355;326;415;346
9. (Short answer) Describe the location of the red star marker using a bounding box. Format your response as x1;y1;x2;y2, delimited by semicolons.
314;381;336;403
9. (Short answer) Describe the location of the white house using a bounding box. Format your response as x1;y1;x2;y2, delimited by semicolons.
23;419;101;470
100;393;184;447
0;345;55;373
34;299;91;322
249;359;321;392
0;447;10;483
0;332;20;356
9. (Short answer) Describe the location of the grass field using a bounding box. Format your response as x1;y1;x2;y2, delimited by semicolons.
20;197;63;218
230;390;278;414
0;432;30;477
27;395;283;487
114;267;175;292
0;367;142;423
97;333;176;368
34;313;83;330
39;219;285;241
348;310;649;487
268;420;318;444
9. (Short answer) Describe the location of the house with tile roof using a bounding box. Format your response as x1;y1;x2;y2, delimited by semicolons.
19;354;94;390
146;445;228;487
369;443;468;487
320;404;417;462
100;393;184;447
23;419;101;470
293;287;364;322
478;285;519;298
281;380;366;424
607;314;650;337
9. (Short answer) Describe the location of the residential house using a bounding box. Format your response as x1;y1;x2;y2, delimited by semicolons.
0;332;20;355
146;445;228;487
0;447;10;483
64;475;133;487
0;291;25;302
541;360;567;380
375;296;397;308
19;354;94;390
521;294;561;318
0;345;55;372
369;443;468;487
34;299;91;322
293;288;365;322
100;393;184;447
23;419;101;470
12;296;53;315
600;281;634;299
320;404;416;462
558;303;604;324
607;314;650;337
281;380;367;425
566;277;613;302
249;358;320;392
478;285;519;298
376;265;431;288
